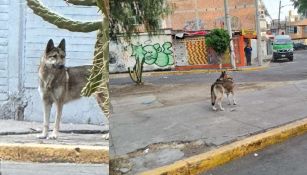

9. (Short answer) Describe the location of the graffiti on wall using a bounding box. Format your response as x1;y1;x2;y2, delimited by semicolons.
131;41;174;67
184;19;205;31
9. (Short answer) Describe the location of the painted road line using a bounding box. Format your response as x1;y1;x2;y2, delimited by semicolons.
0;143;108;164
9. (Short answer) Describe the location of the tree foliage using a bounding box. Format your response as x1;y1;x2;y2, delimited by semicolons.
109;0;172;40
291;0;307;17
205;29;230;56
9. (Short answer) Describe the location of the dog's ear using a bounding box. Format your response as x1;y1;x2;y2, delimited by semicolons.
58;39;66;52
46;39;54;53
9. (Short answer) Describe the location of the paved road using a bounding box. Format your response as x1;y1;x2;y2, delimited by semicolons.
0;161;108;175
204;133;307;175
111;50;307;85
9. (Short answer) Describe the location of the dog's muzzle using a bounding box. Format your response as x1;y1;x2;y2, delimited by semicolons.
52;64;65;69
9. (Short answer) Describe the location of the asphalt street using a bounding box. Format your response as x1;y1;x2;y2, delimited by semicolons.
110;50;307;174
0;161;108;175
204;133;307;175
110;50;307;85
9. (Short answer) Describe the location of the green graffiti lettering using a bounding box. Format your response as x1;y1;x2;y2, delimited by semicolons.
130;41;173;67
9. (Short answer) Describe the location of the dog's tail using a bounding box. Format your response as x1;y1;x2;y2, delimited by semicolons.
211;84;216;106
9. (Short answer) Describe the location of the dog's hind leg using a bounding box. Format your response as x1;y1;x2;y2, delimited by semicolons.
217;97;224;111
212;104;217;111
49;102;63;139
211;93;217;111
38;99;52;139
231;91;237;105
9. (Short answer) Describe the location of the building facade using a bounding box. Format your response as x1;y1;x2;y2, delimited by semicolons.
164;0;268;32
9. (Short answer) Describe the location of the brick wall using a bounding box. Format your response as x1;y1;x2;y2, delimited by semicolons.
166;0;256;31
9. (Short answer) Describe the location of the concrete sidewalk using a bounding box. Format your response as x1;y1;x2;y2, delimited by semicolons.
0;120;109;163
0;120;108;146
110;80;307;174
0;161;109;175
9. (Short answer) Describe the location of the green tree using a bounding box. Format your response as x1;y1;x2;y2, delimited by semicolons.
291;0;307;17
205;29;231;68
110;0;172;40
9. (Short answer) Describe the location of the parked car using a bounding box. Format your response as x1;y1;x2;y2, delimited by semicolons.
272;35;294;62
293;43;307;50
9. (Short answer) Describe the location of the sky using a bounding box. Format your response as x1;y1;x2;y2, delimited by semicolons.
262;0;297;20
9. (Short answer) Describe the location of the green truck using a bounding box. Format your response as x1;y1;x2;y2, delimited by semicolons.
272;35;294;62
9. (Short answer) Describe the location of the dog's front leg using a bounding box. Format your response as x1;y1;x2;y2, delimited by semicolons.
49;102;63;139
38;100;52;139
227;93;232;105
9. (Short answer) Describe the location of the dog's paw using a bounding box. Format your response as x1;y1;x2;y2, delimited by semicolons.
37;133;48;139
233;102;237;105
48;132;58;140
212;106;217;111
102;133;109;140
220;107;225;111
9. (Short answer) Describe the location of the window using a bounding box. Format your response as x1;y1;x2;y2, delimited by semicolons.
304;26;307;33
294;26;298;33
289;26;298;34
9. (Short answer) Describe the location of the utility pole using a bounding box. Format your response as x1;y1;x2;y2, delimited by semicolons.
224;0;236;69
255;0;262;65
278;0;281;34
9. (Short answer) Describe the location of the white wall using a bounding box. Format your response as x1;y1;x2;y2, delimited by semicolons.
110;33;174;73
0;0;106;124
0;0;9;101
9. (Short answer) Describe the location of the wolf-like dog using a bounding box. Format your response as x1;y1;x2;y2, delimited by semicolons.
38;39;94;139
211;71;236;111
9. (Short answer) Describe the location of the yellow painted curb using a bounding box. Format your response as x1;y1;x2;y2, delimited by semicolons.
139;117;307;175
0;143;109;164
110;65;269;79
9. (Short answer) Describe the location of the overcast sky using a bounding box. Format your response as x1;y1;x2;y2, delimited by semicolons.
263;0;297;20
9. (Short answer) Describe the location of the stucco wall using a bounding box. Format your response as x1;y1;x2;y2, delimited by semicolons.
110;33;174;73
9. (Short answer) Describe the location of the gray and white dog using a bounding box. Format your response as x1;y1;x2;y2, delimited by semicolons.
38;39;93;139
211;71;237;111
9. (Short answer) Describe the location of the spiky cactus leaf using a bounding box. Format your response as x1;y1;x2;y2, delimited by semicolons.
26;0;101;32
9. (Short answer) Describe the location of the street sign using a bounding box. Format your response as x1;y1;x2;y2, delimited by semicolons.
242;29;257;38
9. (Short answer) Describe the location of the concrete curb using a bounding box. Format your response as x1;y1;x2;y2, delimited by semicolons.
0;143;109;164
110;64;269;79
139;117;307;175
